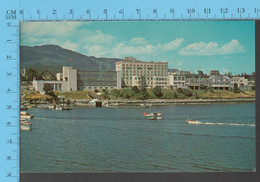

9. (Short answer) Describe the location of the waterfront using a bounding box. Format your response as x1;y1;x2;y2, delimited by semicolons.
21;103;255;172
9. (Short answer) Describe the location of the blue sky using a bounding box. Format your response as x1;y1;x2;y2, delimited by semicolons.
21;21;255;74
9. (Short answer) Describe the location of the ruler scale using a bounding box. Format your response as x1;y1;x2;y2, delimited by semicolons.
0;0;260;182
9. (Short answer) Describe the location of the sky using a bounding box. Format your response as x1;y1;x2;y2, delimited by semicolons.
20;21;255;74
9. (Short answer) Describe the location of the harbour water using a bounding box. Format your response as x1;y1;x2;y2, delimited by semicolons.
21;103;255;172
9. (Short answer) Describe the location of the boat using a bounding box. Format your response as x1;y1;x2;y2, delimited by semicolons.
20;105;28;110
186;119;201;124
142;111;163;120
48;104;56;109
55;106;63;111
20;111;34;119
20;119;32;131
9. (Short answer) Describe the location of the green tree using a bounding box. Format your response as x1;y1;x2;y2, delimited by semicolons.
136;87;149;100
102;89;110;99
153;86;163;98
43;83;54;95
110;89;120;99
131;86;140;94
26;68;38;81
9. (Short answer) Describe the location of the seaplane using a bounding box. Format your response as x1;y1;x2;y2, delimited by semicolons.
142;111;163;120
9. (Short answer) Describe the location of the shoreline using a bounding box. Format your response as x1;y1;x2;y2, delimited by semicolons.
105;98;255;106
24;98;255;108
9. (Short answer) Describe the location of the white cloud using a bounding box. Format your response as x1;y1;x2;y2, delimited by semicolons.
84;30;114;44
159;38;184;51
21;22;84;37
129;37;149;45
179;39;245;56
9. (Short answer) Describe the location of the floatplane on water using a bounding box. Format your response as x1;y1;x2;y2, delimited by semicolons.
142;111;163;120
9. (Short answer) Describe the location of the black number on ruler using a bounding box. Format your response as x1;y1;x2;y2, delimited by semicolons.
220;8;228;13
170;9;174;19
204;8;211;14
7;88;11;92
119;9;124;19
237;8;245;13
7;173;12;177
153;9;158;18
187;8;195;13
20;10;24;14
7;139;13;143
7;105;12;109
69;9;73;14
7;156;12;160
103;9;107;20
52;9;57;14
136;9;141;19
86;9;91;19
7;72;12;76
7;122;12;126
6;55;12;59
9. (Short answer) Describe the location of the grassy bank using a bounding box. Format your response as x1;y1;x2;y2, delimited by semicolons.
22;88;255;102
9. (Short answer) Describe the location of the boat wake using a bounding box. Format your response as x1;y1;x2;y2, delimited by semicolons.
187;121;255;127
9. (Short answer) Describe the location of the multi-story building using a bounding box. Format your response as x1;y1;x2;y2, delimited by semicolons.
116;57;168;88
33;66;117;93
168;72;188;89
185;73;209;90
230;77;248;88
77;71;117;91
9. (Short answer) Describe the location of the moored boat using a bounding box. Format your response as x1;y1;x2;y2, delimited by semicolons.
20;111;34;119
20;119;32;131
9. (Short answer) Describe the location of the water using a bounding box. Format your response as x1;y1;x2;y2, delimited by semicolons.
21;103;255;172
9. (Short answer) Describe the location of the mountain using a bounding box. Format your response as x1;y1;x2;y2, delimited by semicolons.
20;45;122;73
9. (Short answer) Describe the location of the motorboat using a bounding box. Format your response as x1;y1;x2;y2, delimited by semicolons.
186;119;201;125
20;111;34;119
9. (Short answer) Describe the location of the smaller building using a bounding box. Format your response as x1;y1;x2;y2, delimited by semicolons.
33;80;63;94
168;72;187;89
230;77;248;89
39;70;56;80
208;75;230;90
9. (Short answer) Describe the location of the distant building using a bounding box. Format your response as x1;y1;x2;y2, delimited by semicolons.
208;75;230;90
185;73;209;90
230;77;248;89
77;71;117;91
116;57;168;88
39;70;56;80
33;66;117;93
168;72;188;89
209;70;220;76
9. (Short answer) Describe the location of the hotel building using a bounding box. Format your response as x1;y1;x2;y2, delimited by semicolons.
116;57;168;88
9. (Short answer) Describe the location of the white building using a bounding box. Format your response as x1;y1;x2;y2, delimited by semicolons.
116;57;168;88
168;72;188;89
32;66;77;93
230;77;248;88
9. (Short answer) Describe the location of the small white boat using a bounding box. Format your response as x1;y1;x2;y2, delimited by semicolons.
20;119;32;131
48;104;56;109
186;119;201;125
20;111;34;119
143;111;163;120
